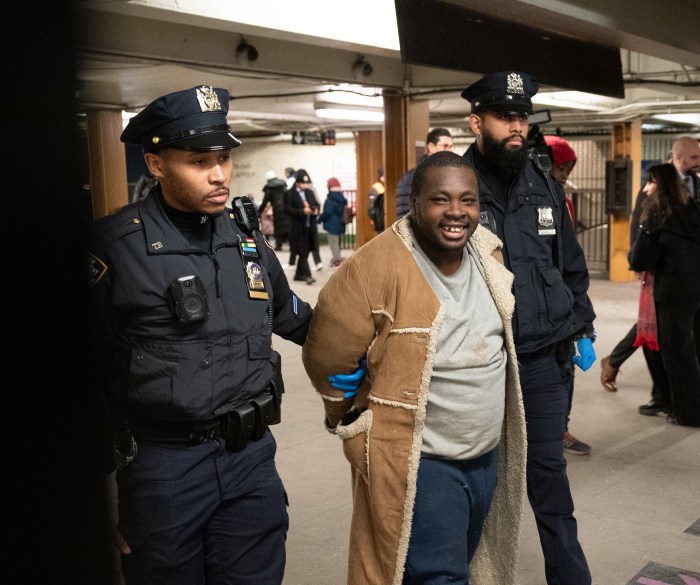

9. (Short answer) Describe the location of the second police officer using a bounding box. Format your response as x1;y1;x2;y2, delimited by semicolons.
461;71;597;585
87;85;313;585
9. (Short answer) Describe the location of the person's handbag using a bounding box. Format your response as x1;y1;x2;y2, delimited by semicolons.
341;205;354;224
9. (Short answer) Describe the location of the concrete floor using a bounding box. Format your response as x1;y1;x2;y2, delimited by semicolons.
274;243;700;585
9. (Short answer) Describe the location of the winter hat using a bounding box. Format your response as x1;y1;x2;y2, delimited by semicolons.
265;170;277;180
544;135;577;166
295;169;311;184
327;177;341;189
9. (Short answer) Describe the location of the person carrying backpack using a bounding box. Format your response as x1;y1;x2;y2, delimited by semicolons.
318;177;348;267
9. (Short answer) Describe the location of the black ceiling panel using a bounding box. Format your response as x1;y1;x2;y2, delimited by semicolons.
394;0;624;98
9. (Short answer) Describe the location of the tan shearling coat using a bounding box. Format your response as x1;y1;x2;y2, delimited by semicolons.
301;217;526;585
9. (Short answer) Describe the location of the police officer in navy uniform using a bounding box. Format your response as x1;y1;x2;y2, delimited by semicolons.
461;72;597;585
87;85;313;585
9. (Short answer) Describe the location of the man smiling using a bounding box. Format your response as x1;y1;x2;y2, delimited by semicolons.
302;151;526;585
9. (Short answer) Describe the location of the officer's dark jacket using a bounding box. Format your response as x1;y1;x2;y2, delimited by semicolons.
87;188;312;425
629;198;700;304
464;144;596;353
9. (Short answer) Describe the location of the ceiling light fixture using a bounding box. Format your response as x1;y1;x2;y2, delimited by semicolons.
315;102;384;122
324;85;384;108
652;113;700;127
532;91;621;112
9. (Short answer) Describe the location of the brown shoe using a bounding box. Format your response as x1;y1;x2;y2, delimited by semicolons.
600;356;618;392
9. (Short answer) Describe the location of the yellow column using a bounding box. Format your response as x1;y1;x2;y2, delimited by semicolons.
86;110;128;219
355;130;384;247
609;120;642;282
382;92;429;230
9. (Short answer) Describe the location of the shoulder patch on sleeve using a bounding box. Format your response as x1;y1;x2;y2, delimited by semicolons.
87;253;108;287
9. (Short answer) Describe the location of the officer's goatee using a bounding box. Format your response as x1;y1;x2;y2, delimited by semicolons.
481;130;527;174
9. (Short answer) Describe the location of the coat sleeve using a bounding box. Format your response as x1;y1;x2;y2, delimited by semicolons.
629;225;661;272
301;259;376;428
283;189;305;219
259;187;272;216
261;241;313;345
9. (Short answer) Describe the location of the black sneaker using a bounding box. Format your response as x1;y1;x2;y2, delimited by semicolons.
638;401;669;416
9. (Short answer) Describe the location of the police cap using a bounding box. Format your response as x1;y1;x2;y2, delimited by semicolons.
460;71;539;115
121;85;242;152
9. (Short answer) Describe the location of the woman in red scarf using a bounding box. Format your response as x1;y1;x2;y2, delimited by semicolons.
629;163;700;427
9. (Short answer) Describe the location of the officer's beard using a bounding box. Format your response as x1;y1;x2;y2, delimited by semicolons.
481;129;527;175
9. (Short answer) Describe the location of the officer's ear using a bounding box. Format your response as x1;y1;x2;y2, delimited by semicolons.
144;152;164;179
468;114;481;136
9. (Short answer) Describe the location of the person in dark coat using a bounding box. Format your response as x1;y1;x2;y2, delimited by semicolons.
318;177;348;267
260;170;290;251
395;128;454;219
629;162;700;427
87;85;314;584
283;169;320;284
461;70;597;585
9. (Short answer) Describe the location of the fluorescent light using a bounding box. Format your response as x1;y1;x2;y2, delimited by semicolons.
122;110;139;129
323;85;384;108
315;104;384;122
532;91;620;112
652;113;700;126
641;123;666;131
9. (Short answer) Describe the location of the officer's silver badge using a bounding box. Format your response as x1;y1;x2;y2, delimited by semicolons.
196;86;222;112
537;206;556;236
506;73;525;95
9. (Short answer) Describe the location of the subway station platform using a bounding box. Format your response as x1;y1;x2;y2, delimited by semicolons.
272;242;700;585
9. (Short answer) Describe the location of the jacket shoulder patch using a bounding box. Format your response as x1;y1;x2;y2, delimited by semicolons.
87;253;108;287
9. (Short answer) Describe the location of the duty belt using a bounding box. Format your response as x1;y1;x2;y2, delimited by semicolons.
124;385;281;453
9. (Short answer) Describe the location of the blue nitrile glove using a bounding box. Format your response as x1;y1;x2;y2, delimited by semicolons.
327;357;367;398
572;338;596;371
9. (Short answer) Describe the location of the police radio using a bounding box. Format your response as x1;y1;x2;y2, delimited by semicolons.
232;196;260;234
526;109;553;174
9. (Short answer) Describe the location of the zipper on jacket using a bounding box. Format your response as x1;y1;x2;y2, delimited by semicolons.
211;250;222;297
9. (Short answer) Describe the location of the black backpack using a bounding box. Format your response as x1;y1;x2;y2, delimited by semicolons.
371;193;384;231
367;182;385;231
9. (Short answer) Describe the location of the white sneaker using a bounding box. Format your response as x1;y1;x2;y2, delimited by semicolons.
314;262;324;271
282;263;293;270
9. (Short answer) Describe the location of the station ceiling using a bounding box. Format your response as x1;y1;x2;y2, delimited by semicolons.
74;0;700;139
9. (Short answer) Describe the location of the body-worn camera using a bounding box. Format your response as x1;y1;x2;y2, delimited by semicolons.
167;275;209;323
